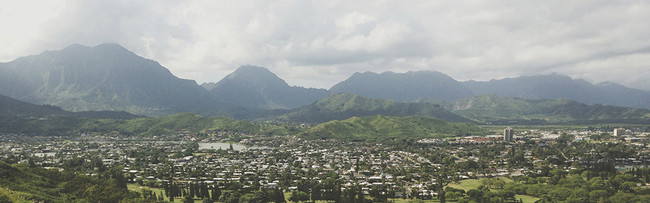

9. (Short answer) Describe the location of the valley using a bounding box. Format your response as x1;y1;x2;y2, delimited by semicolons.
1;44;650;202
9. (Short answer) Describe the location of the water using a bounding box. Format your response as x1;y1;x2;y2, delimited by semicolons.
198;142;247;151
34;152;56;157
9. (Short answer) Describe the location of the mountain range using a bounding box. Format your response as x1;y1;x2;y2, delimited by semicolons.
0;44;237;116
447;94;650;124
464;74;650;109
1;43;649;124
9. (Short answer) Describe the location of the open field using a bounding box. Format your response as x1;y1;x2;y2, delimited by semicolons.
447;178;540;203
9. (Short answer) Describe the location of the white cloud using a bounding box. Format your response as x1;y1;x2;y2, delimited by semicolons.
0;0;649;90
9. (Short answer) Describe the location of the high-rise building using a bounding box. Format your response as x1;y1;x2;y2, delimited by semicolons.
504;127;513;142
614;128;625;136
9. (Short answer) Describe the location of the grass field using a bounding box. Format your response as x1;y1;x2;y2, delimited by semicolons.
446;178;540;203
127;183;205;203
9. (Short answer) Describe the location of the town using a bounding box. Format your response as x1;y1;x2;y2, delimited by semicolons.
2;125;650;202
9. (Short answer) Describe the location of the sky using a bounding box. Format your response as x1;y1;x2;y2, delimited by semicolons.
1;0;649;90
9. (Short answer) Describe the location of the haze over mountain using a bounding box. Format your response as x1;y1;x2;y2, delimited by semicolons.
448;94;650;124
1;43;649;122
330;71;474;102
0;44;235;116
204;66;328;110
463;74;650;109
0;93;140;135
283;93;470;123
330;71;650;109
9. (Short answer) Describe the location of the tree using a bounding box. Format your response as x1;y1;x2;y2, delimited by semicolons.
0;194;12;203
221;190;241;203
252;189;270;203
272;187;286;203
466;189;483;202
183;194;194;203
212;187;222;201
289;191;309;202
609;192;639;202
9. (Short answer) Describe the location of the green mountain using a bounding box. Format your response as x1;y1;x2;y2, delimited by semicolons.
330;70;474;102
450;94;650;124
0;43;234;116
283;93;471;123
79;112;298;136
0;92;294;136
463;74;650;109
0;93;142;135
302;115;486;141
206;66;329;110
0;93;139;119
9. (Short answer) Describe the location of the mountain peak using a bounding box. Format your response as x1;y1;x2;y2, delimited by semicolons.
209;65;328;110
331;70;473;101
61;43;128;51
228;65;280;80
0;43;220;116
221;65;288;87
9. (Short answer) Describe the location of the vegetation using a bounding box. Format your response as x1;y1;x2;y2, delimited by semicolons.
302;115;487;141
77;113;299;136
284;93;471;123
0;160;130;202
449;94;650;124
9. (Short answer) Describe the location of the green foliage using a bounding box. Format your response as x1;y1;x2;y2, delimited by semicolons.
76;113;298;136
451;94;650;124
289;191;309;202
302;115;487;141
0;160;129;202
284;93;471;123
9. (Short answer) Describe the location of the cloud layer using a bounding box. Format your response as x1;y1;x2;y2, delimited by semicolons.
2;0;649;90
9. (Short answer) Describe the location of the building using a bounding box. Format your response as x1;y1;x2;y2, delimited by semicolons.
504;127;513;142
614;128;625;136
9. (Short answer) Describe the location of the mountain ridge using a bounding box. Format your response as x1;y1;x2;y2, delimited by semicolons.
449;94;650;124
207;65;329;110
0;43;237;116
330;70;474;102
2;43;649;120
282;92;471;123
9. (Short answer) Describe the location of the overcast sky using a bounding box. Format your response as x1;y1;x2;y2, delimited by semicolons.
1;0;649;90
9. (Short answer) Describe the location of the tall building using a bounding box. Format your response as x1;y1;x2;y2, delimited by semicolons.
504;127;513;142
614;128;625;136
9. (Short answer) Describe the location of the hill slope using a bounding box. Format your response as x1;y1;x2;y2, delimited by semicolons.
0;161;130;202
283;93;470;123
0;93;142;135
0;43;233;116
463;74;650;109
302;115;486;141
450;94;650;124
79;113;298;136
207;66;329;110
330;70;473;102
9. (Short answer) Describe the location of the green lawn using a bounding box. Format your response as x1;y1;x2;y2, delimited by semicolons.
127;183;204;203
447;179;483;191
446;178;540;203
515;194;540;203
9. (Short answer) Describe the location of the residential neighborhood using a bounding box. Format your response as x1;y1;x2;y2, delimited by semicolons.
2;126;650;202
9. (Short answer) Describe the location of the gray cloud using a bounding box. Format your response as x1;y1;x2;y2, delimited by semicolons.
1;0;649;90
